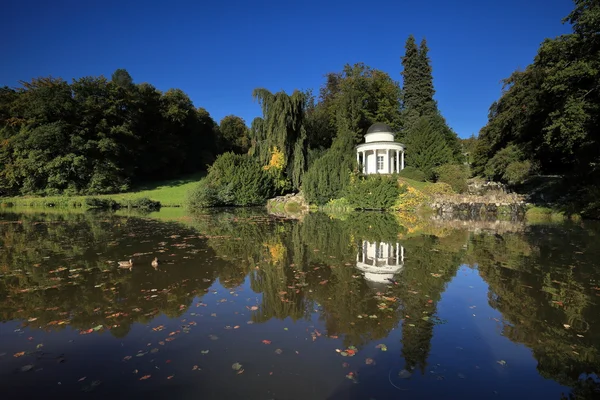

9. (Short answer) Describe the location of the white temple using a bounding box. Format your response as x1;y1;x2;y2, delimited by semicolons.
356;240;405;287
356;123;405;174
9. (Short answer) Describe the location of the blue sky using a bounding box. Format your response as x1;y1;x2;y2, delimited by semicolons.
2;0;573;138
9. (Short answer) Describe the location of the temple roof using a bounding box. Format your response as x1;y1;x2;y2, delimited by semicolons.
366;123;392;134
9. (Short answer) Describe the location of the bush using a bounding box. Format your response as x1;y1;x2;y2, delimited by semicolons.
435;164;468;193
398;166;427;182
303;150;354;205
123;197;161;210
345;175;403;210
321;197;353;213
421;182;454;196
503;160;532;185
393;185;429;211
187;153;275;208
85;197;117;209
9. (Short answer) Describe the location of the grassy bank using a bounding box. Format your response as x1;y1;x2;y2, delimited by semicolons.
0;172;205;208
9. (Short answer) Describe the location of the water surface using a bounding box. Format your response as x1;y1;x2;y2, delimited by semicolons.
0;209;599;399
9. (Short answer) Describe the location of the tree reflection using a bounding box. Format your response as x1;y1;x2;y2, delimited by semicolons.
1;209;599;397
468;224;600;397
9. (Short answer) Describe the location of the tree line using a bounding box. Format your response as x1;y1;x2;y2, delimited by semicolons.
189;35;466;207
472;0;599;218
0;69;251;196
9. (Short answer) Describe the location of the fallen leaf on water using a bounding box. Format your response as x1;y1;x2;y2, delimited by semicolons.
237;369;245;375
563;324;571;329
399;369;412;379
275;349;283;354
13;352;25;358
262;340;271;345
192;365;200;371
375;344;388;351
123;356;132;361
167;375;174;380
497;360;507;366
365;358;375;365
78;377;86;382
139;375;151;381
234;325;240;329
21;364;34;372
249;306;258;311
232;362;242;371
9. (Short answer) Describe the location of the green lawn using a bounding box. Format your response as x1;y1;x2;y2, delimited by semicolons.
0;171;205;208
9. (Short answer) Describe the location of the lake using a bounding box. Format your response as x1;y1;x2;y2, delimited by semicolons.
0;208;599;399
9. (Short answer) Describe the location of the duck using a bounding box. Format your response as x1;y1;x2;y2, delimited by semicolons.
118;259;133;268
151;257;159;267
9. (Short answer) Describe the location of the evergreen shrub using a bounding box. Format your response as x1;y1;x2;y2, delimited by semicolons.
345;175;403;210
398;166;427;182
187;152;274;207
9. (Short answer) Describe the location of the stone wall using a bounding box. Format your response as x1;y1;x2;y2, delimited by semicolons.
429;191;527;219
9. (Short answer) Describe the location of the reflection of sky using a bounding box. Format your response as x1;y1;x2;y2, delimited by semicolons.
429;265;569;399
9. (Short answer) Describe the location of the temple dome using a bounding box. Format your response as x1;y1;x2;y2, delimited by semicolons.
366;123;392;134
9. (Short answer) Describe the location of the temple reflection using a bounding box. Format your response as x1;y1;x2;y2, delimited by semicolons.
356;240;404;288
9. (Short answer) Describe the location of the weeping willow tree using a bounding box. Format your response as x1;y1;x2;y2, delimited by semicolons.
250;89;308;191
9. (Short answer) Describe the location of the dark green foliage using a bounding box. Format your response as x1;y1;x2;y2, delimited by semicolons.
122;197;161;210
250;89;307;191
405;116;452;180
398;166;427;182
302;150;354;205
187;152;275;207
85;197;118;209
473;0;599;216
400;36;462;164
345;175;403;210
218;115;250;154
483;144;518;181
435;164;468;193
0;70;219;196
318;63;402;149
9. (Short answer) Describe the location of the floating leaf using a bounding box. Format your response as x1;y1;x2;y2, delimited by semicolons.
201;350;209;355
365;358;375;365
275;349;283;354
232;362;242;371
20;364;34;372
375;344;388;351
399;369;412;379
262;339;271;345
139;375;151;381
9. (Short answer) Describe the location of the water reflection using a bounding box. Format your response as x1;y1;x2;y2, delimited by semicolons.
0;209;598;399
356;240;404;288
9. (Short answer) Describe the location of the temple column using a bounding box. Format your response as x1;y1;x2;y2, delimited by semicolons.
396;150;399;173
386;149;390;173
401;150;405;170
